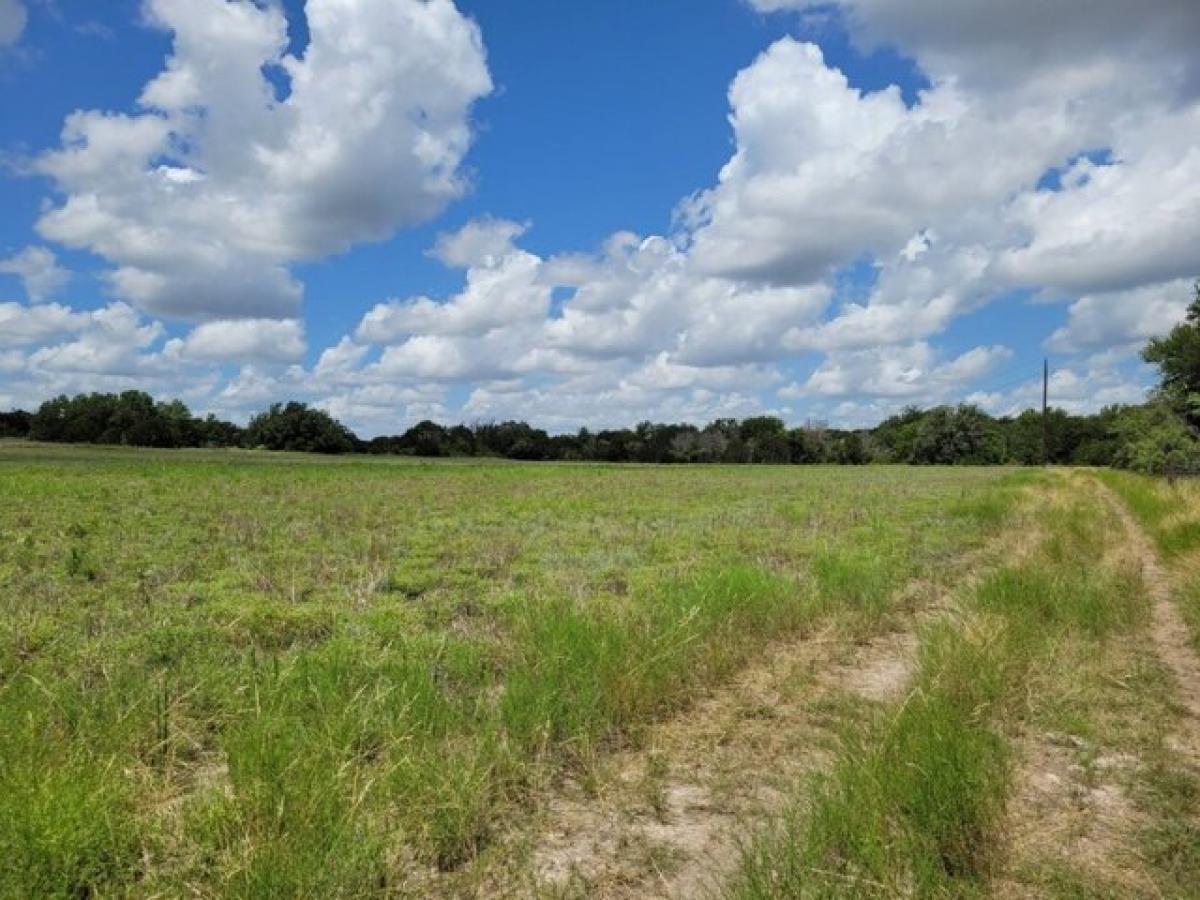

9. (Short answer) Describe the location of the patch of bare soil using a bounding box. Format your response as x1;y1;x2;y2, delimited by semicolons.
994;732;1152;899
153;757;232;819
521;624;922;900
835;631;918;704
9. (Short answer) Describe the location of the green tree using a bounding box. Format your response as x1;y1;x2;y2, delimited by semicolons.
739;416;789;463
870;407;926;463
244;402;357;454
0;409;32;438
1110;402;1200;475
28;392;183;445
910;405;1005;465
400;420;449;457
831;431;868;465
1143;280;1200;426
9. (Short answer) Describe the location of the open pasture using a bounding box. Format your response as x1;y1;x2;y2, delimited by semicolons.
2;445;1198;898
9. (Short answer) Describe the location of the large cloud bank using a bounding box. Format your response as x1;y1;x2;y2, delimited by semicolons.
2;0;1197;431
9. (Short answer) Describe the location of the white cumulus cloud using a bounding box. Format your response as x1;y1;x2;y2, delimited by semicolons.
0;246;71;303
166;318;307;364
35;0;492;321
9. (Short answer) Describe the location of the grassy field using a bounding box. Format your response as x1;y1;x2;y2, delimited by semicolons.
1;443;1197;897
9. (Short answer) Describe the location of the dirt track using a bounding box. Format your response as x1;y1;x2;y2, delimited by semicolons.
1099;480;1200;764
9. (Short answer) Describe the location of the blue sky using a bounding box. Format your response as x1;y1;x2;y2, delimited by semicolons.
1;0;1197;434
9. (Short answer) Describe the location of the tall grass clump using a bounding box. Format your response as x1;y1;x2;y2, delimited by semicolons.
948;468;1043;529
1098;466;1200;559
810;548;893;625
975;566;1142;641
0;682;144;897
501;565;806;762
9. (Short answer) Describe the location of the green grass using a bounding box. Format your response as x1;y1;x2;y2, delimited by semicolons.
1138;759;1200;897
0;443;1020;896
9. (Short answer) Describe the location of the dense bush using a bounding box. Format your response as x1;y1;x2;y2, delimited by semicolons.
1109;403;1200;476
1129;280;1200;474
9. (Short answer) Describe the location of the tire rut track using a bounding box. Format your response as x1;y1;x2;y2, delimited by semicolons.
992;475;1200;897
440;528;1027;898
526;623;921;899
1097;479;1200;762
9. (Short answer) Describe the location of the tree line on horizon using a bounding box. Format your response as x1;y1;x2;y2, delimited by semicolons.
0;395;1191;473
3;283;1198;473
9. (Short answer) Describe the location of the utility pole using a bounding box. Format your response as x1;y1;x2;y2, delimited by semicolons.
1042;358;1049;467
